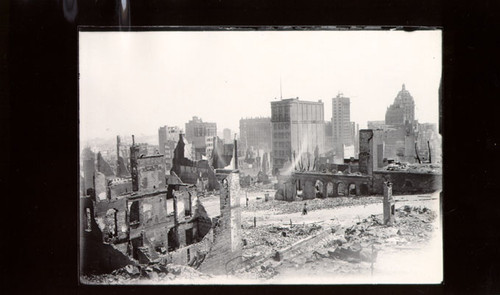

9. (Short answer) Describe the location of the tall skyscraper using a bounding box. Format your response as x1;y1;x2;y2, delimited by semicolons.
271;98;325;172
385;84;415;125
331;93;354;161
332;93;353;146
381;84;418;163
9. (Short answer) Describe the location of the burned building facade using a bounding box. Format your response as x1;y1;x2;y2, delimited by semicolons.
277;127;441;201
171;133;219;191
80;136;214;274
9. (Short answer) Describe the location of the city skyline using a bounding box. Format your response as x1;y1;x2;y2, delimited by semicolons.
80;30;442;143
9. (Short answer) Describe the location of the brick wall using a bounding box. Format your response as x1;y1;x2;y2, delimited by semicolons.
136;156;166;191
169;229;214;265
372;171;442;195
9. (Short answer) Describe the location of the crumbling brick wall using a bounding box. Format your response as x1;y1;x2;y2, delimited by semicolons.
108;179;133;198
293;172;372;199
372;171;442;195
359;130;373;175
128;193;173;249
136;155;166;191
198;171;242;275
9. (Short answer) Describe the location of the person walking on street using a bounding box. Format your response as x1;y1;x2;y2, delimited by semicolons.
302;202;308;215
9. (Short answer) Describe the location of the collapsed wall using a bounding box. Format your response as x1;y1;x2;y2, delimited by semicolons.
80;197;137;274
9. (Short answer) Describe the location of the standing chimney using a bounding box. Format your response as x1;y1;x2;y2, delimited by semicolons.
130;135;140;192
116;135;121;175
234;135;238;170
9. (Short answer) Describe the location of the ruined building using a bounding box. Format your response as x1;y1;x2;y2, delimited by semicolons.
359;129;385;175
210;137;234;169
80;136;213;274
116;136;130;178
276;127;441;201
82;147;96;195
171;133;219;191
97;152;115;177
80;135;245;276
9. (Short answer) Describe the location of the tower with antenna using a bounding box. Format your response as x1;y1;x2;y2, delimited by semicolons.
280;76;283;100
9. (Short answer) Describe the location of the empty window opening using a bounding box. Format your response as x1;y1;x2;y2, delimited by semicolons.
349;184;357;196
326;182;334;197
104;209;118;242
129;201;140;226
315;180;324;198
168;227;179;252
185;228;194;246
337;182;346;196
360;183;369;195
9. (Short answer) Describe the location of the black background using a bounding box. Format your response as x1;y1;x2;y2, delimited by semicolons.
3;0;500;294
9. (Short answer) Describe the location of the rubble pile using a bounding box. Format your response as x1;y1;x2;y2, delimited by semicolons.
241;223;323;259
384;162;441;174
234;262;280;280
246;196;383;215
81;263;211;284
274;205;437;275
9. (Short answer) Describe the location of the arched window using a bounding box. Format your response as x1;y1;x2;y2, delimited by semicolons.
315;180;324;198
360;183;369;195
348;183;357;196
327;182;334;197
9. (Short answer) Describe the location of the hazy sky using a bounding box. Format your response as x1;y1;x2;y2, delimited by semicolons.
80;30;441;142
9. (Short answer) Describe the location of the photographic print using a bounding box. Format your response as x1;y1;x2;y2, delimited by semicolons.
79;29;442;284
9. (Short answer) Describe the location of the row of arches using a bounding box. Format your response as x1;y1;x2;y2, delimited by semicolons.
304;179;369;198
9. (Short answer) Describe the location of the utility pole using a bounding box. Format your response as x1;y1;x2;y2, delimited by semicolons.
427;141;432;163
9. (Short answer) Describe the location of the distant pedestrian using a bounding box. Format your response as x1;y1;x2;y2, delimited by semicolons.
302;202;308;215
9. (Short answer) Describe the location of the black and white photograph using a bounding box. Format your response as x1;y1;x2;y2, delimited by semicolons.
78;29;443;284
